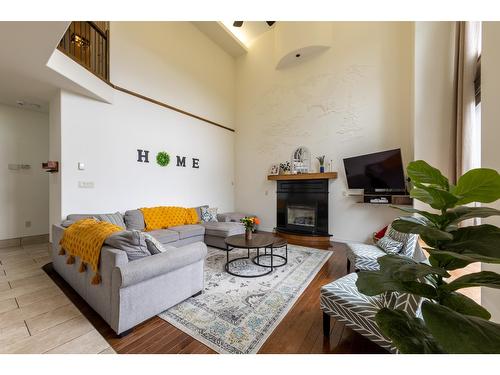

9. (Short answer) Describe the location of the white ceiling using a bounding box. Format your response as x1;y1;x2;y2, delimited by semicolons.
220;21;275;47
0;21;109;113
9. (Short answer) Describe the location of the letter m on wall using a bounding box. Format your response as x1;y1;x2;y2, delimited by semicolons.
176;156;186;167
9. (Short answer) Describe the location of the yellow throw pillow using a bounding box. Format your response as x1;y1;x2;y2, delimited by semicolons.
185;208;200;224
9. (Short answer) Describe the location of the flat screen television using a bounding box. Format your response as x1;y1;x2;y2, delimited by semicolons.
343;148;406;193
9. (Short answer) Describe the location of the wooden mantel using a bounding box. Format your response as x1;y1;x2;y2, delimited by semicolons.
267;172;338;181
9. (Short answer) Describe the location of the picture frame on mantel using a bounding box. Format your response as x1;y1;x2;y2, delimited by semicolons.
269;164;279;175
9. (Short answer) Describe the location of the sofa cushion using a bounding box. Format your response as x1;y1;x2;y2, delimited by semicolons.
201;222;244;237
104;230;150;261
169;224;205;240
66;214;99;221
97;212;126;228
124;209;145;231
148;229;180;244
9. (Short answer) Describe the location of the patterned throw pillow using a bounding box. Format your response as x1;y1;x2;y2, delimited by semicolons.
377;235;404;254
142;232;168;255
200;207;218;222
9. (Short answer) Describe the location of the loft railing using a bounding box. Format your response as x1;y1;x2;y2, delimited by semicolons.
58;21;109;81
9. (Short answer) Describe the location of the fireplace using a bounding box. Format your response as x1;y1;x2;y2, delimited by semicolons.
276;179;330;236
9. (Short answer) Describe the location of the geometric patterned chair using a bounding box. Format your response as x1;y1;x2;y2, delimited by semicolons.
346;225;425;273
320;272;422;353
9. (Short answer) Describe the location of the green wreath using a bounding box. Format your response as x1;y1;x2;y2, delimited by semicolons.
156;151;170;167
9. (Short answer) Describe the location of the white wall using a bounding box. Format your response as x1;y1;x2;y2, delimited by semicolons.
234;22;414;242
59;89;235;217
0;103;49;240
51;22;236;223
480;22;500;323
49;92;62;239
414;22;456;180
110;22;236;128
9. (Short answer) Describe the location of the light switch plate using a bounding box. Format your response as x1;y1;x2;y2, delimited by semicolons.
78;181;94;188
78;162;85;170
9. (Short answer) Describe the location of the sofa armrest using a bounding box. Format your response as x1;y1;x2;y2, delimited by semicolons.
113;241;207;288
217;212;252;223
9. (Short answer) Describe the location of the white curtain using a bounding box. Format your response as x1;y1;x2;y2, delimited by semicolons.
454;21;481;180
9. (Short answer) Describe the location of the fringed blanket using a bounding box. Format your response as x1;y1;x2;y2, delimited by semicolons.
59;218;123;284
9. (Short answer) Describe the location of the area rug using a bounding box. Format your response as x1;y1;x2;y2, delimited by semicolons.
159;244;332;354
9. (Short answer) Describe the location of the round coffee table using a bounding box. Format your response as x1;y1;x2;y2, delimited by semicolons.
225;234;284;278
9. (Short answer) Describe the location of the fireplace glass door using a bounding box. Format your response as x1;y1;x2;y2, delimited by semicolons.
287;205;316;228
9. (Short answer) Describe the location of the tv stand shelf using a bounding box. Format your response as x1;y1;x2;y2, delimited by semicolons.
344;191;413;206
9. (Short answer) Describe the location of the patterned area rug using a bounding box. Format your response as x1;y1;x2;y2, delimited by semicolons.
159;244;332;354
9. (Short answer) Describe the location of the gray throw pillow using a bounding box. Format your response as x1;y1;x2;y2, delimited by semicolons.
104;230;150;261
142;232;168;255
97;212;126;228
377;236;404;254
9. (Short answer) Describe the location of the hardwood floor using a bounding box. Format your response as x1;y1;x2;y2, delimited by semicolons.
45;240;386;354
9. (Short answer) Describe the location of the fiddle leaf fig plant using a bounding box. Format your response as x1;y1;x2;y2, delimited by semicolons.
356;160;500;353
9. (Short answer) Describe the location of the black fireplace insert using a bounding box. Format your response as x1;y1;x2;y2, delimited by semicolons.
276;180;330;236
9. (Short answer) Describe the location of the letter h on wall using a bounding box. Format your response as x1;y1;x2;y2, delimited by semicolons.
137;149;150;163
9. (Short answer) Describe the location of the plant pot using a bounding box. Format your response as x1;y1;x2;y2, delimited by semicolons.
320;166;325;173
245;228;252;240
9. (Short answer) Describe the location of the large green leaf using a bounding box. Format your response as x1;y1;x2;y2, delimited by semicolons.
391;206;444;227
439;291;491;319
442;225;500;259
422;301;500;353
453;168;500;205
442;271;500;291
427;248;500;269
356;255;438;299
391;217;452;242
375;308;444;353
410;186;459;211
428;251;476;270
407;160;449;189
444;206;500;227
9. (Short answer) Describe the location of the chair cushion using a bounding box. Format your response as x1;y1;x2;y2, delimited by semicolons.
147;229;180;244
97;212;126;229
346;243;386;271
201;222;244;237
169;224;205;240
124;209;145;231
386;225;418;258
320;273;394;352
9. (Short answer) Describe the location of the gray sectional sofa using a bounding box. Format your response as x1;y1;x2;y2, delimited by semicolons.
50;206;246;335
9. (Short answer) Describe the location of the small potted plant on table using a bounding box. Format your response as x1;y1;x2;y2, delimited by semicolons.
240;216;260;240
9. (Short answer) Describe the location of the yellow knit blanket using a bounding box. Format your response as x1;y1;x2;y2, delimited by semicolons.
59;218;123;284
141;206;199;231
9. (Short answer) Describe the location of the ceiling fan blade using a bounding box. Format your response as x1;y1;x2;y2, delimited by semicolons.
266;21;276;27
233;21;243;27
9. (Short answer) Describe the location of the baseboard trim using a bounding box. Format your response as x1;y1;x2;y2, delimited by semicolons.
0;234;49;248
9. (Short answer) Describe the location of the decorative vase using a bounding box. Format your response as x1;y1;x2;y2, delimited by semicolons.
320;166;325;173
245;228;252;240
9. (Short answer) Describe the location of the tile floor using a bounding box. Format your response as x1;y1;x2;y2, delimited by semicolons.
0;243;114;354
